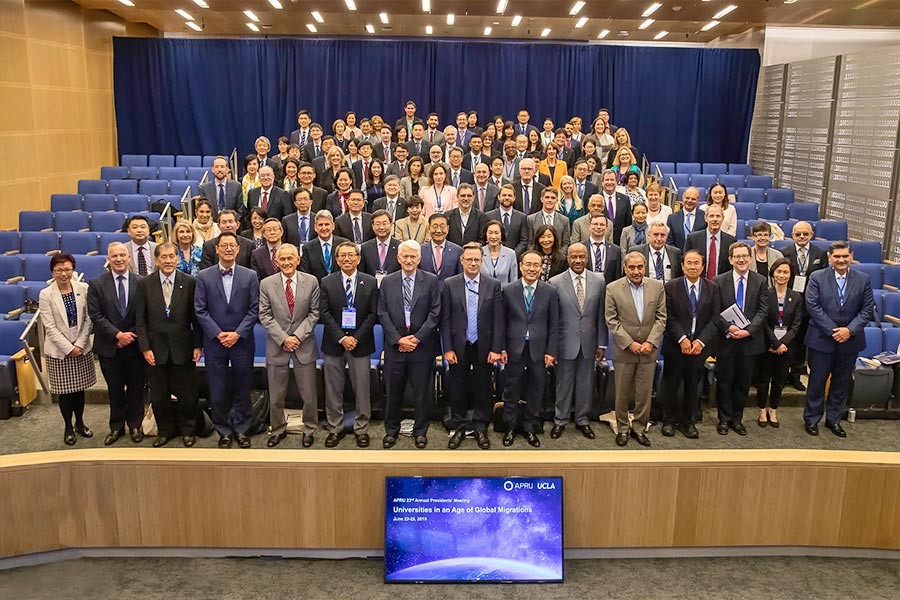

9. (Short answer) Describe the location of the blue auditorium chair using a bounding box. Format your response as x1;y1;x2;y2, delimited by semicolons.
59;232;99;255
0;255;22;282
90;212;127;232
176;155;203;168
372;324;384;371
886;328;900;353
811;240;831;252
19;232;58;255
757;204;788;221
872;290;886;325
860;327;883;359
651;162;674;176
883;293;900;326
771;240;792;252
853;263;882;289
139;180;169;196
314;324;325;368
690;174;717;189
22;281;46;302
780;220;799;238
116;194;150;213
202;155;217;167
98;232;131;251
733;202;757;221
0;285;26;318
121;154;148;167
789;203;819;221
746;175;773;189
766;189;794;204
170;180;199;197
148;154;175;168
82;194;117;212
851;241;883;264
128;212;161;227
884;265;900;292
676;162;702;174
74;255;108;281
101;166;129;180
108;179;138;196
50;194;82;212
815;221;848;241
0;231;19;255
158;166;187;181
18;212;54;232
22;254;51;283
702;163;728;175
735;188;765;205
150;195;182;211
187;167;211;182
77;179;107;195
128;166;158;180
666;173;690;189
718;174;746;190
0;320;27;398
735;220;746;238
253;323;268;367
728;164;753;176
54;212;90;232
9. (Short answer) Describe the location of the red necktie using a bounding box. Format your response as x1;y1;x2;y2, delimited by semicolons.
261;190;268;211
285;278;295;314
271;247;278;271
707;235;717;279
364;161;369;181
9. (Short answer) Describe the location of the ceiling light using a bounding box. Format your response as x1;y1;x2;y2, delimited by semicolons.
511;15;522;26
311;11;324;23
643;3;662;17
118;0;134;6
713;5;737;19
365;23;375;33
175;9;193;19
575;17;588;28
426;25;433;34
597;29;610;38
306;23;317;32
191;0;207;8
345;0;357;10
569;1;585;15
186;21;202;31
484;26;492;35
422;0;430;12
654;30;668;39
541;28;551;37
701;20;720;31
379;12;389;24
496;0;507;13
639;19;654;29
267;0;283;9
244;10;259;22
447;14;455;25
246;22;259;32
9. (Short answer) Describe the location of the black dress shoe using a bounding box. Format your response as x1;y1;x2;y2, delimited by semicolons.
615;432;628;447
679;423;699;439
502;430;515;446
475;432;491;450
792;378;806;392
768;418;780;429
805;423;819;436
630;429;651;447
414;435;428;449
267;432;287;447
64;430;76;446
237;434;251;448
301;434;314;448
356;433;370;448
130;428;144;443
448;429;465;449
576;424;596;440
550;424;564;439
152;435;170;448
104;430;123;446
717;422;729;435
525;433;540;448
74;424;93;438
757;417;768;428
218;435;233;448
382;435;397;449
661;423;676;437
182;436;196;447
730;422;748;436
826;422;847;438
325;431;346;448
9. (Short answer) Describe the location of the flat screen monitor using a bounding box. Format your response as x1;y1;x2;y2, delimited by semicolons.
384;476;564;583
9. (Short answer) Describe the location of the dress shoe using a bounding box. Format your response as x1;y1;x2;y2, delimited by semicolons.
661;423;676;437
152;435;171;448
301;434;314;448
525;433;540;448
356;433;370;448
502;430;515;446
382;435;397;449
414;435;428;449
218;435;233;448
130;428;144;443
64;430;76;446
237;434;251;448
550;424;564;439
792;378;806;392
448;429;466;449
325;431;346;448
182;436;196;447
757;416;768;428
716;422;729;435
826;422;847;438
615;432;628;447
576;424;596;440
104;430;124;446
630;429;651;447
679;423;699;439
730;422;748;436
475;432;491;450
805;423;819;436
74;424;93;438
768;412;780;428
267;432;287;447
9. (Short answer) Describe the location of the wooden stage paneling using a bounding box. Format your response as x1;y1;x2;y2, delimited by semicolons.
1;449;898;559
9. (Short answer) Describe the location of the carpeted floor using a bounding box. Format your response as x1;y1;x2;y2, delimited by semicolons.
0;556;896;599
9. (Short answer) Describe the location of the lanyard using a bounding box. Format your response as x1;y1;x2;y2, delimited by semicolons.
434;186;443;211
406;222;423;241
777;295;785;327
490;253;500;278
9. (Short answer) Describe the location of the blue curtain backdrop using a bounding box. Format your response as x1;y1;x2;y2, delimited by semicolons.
113;38;759;164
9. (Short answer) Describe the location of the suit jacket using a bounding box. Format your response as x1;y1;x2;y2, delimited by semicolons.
512;180;547;214
404;139;431;160
420;240;463;282
714;270;769;357
372;142;396;162
662;277;721;360
300;141;325;163
289;128;311;147
377;268;441;359
422;129;444;148
485;208;529;256
250;244;281;280
258;271;319;366
585;240;623;284
123;241;158;275
325;190;351;218
526;211;572;255
762;287;804;351
38;280;93;359
684;230;738;278
86;270;142;359
572;179;599;204
359;237;400;276
440;274;504;360
194;264;259;346
462;153;491;172
334;212;375;244
247;186;291;221
300;236;348;280
399;177;424;201
445;208;487;247
804;267;875;354
605;277;667;364
386;161;410;179
371;196;407;222
632;243;683;282
781;243;827;288
570;215;614;246
296;185;328;214
446;168;475;188
598;191;633;244
282;211;315;247
134;269;201;364
199;234;255;270
549;270;608;360
199;179;244;219
502;279;559;362
455;129;475;151
472;182;500;213
666;209;707;250
396;117;425;134
319;270;378;356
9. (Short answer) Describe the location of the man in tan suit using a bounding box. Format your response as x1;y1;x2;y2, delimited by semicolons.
605;251;666;447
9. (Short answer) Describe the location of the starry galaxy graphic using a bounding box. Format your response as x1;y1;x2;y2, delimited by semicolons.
384;477;564;583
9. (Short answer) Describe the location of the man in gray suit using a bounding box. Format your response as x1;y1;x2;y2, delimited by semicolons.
199;156;243;218
605;251;666;447
570;195;614;246
123;215;157;276
472;163;500;212
526;187;571;255
549;243;607;440
631;222;683;282
258;243;320;448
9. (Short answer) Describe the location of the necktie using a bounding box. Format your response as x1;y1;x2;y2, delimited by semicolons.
364;161;369;181
416;141;421;154
261;190;268;211
473;154;480;167
285;278;295;314
685;211;693;239
502;212;510;234
378;242;387;268
137;246;148;276
384;146;390;162
434;244;443;272
594;244;604;273
217;184;225;211
300;131;307;146
452;172;459;188
736;275;745;311
345;276;354;306
607;195;615;220
403;276;413;309
162;278;172;307
575;275;585;312
689;284;698;314
655;251;664;281
299;216;308;243
220;268;232;276
323;242;331;273
478;187;485;210
837;275;846;305
466;280;478;343
353;217;362;242
577;182;584;198
314;144;320;157
117;275;127;317
428;131;434;143
524;185;530;206
524;284;534;313
271;247;278;271
798;247;808;275
707;235;717;279
543;212;552;226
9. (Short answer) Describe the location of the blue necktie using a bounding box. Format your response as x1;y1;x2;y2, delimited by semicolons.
524;284;534;313
736;275;745;312
837;275;846;305
117;275;126;317
689;284;698;315
684;211;693;239
323;242;331;273
217;184;225;211
466;280;478;343
403;276;413;310
345;276;354;307
299;216;308;243
353;217;362;243
654;251;664;281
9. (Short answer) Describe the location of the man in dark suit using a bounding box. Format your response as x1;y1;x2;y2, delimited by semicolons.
86;242;145;445
289;109;312;146
713;242;769;435
501;250;559;448
296;162;328;213
351;142;375;189
249;218;283;280
420;213;463;283
598;169;632;243
373;124;396;163
552;130;577;169
360;209;400;282
803;241;875;437
484;184;529;257
371;175;406;224
199;209;255;270
472;163;500;213
584;214;623;284
395;101;423;136
461;136;491;172
282;188;316;247
199;156;243;219
300;210;348;281
684;204;736;279
572;160;598;202
514;109;539;137
661;250;721;439
194;232;260;448
405;122;430;160
377;240;441;449
134;242;202;447
442;243;505;450
666;187;706;250
512;158;547;213
247;166;291;221
300;123;325;163
632;222;683;282
447;147;475;188
333;189;374;244
445;183;487;247
386;144;410;178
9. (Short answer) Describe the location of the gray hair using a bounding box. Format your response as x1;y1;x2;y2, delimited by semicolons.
314;209;334;223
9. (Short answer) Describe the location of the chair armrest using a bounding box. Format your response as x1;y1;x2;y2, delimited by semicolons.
884;284;899;292
86;250;98;256
4;250;19;255
885;315;900;326
6;276;24;283
45;250;60;256
79;228;90;232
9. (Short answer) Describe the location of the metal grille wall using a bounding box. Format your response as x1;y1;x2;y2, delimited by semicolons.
748;65;785;179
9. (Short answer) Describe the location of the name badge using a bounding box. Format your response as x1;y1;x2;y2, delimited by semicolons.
774;327;788;340
792;275;807;293
375;271;386;287
342;308;357;329
404;309;412;328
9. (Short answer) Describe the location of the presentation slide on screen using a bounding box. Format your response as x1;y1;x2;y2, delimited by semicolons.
384;476;563;583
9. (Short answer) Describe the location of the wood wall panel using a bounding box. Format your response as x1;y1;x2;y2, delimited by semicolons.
0;36;29;83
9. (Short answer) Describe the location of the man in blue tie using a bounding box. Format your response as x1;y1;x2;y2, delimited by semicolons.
199;156;243;220
803;241;875;437
441;243;505;450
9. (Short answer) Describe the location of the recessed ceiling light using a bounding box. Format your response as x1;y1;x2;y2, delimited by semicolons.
701;20;720;31
597;29;610;38
575;17;588;28
654;30;668;39
306;23;317;32
175;9;193;19
311;11;324;23
379;12;389;24
244;10;259;22
191;0;208;8
643;3;662;17
426;25;433;34
541;28;551;37
268;0;283;9
422;0;430;12
511;15;522;26
484;26;492;35
246;22;259;32
496;0;507;13
569;1;585;15
345;0;357;10
186;21;202;31
639;19;654;30
366;23;375;33
447;14;455;25
713;5;737;19
118;0;134;6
